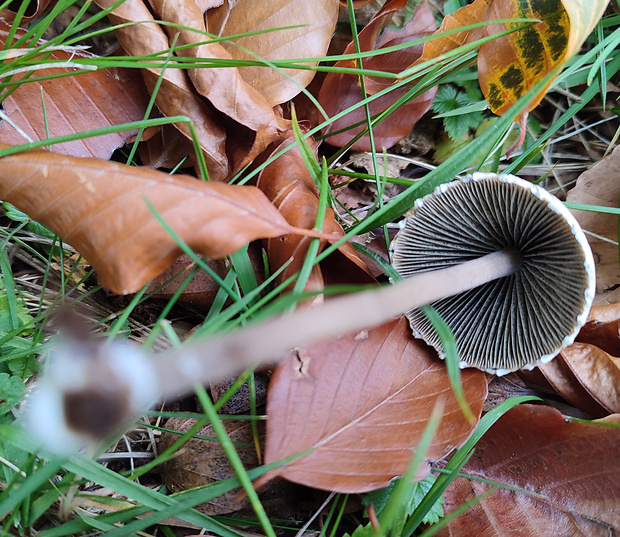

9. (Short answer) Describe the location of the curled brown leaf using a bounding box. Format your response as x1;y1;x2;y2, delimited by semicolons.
256;130;371;291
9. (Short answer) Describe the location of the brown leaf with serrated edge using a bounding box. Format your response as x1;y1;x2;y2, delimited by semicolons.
0;146;334;294
206;0;338;107
93;0;229;181
256;130;371;291
567;145;620;305
435;405;620;537
319;0;437;151
0;21;148;160
261;317;486;493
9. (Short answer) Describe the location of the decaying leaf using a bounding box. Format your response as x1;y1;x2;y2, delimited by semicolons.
477;0;570;117
256;130;371;291
415;0;489;65
0;146;333;294
410;0;608;135
535;303;620;416
158;417;261;515
436;405;620;537
0;0;52;23
206;0;339;106
262;317;487;493
93;0;230;181
148;0;288;135
561;0;611;59
478;0;608;118
0;21;149;160
318;0;437;151
567;144;620;305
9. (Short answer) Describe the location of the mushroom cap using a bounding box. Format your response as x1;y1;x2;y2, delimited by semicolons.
391;172;595;375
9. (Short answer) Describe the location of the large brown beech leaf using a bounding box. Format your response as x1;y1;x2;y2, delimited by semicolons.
93;0;229;181
318;0;437;151
206;0;339;107
436;405;620;537
0;147;325;294
0;21;149;160
256;130;371;291
261;317;487;493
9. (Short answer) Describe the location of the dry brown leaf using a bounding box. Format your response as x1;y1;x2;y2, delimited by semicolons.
158;417;261;515
138;123;194;170
261;317;487;493
436;405;620;537
537;353;608;417
0;21;149;160
477;0;570;117
537;303;620;416
547;306;620;416
256;130;371;290
559;343;620;413
567;145;620;305
318;0;437;151
589;302;620;323
577;315;620;357
0;146;332;294
147;0;289;146
146;255;229;310
93;0;229;181
206;0;339;106
1;0;52;23
416;0;489;65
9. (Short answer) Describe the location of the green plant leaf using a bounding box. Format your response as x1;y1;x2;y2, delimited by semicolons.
0;373;25;416
364;474;444;526
431;85;484;140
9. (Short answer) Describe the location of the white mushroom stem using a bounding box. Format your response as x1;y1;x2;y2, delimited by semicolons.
26;248;520;449
155;248;520;399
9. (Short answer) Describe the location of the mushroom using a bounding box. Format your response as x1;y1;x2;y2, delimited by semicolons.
391;172;596;374
26;173;595;448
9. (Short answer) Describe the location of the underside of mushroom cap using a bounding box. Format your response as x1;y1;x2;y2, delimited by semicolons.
391;173;596;375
